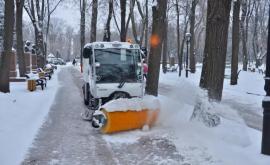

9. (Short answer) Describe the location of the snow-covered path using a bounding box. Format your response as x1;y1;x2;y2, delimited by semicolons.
22;67;182;165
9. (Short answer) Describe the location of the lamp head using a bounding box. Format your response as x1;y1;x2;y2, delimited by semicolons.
185;33;192;42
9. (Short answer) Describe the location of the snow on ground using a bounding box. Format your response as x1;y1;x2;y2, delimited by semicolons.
102;67;270;164
0;67;62;165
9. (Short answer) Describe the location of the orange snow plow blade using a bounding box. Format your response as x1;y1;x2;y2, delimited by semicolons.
101;109;160;134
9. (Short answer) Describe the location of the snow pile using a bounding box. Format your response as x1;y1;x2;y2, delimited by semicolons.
101;95;160;112
0;68;61;165
190;91;221;127
25;72;39;80
156;69;270;164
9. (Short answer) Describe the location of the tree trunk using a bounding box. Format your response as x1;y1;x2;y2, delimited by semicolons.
179;23;188;74
16;0;26;77
199;0;232;101
145;0;167;96
103;0;113;41
230;0;241;85
0;0;15;93
90;0;98;42
252;2;259;68
178;0;189;77
175;0;181;76
130;0;139;44
36;30;45;67
240;1;248;71
120;0;126;42
144;0;148;49
80;0;86;66
189;0;198;73
162;18;168;73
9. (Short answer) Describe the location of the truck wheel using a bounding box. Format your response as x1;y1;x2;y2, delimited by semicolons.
83;83;90;105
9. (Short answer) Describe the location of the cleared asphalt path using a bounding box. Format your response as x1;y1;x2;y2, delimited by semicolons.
22;67;117;165
22;67;183;165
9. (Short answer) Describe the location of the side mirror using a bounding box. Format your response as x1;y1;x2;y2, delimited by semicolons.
95;62;100;67
141;47;147;59
83;47;92;59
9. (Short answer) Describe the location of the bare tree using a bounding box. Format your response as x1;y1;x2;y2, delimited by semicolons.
240;0;254;71
16;0;26;77
199;0;232;101
103;0;113;41
189;0;199;73
80;0;86;67
45;0;64;59
90;0;98;42
162;18;168;73
231;0;241;85
120;0;127;41
179;1;189;76
144;0;149;49
24;0;46;66
0;0;15;93
145;0;168;96
130;0;139;44
175;0;181;76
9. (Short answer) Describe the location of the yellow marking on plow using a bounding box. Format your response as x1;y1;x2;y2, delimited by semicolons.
101;109;160;134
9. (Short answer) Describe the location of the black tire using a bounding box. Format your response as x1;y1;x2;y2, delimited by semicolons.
109;91;130;100
83;83;90;105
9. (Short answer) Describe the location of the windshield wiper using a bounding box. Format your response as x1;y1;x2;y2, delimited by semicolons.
118;73;126;88
118;80;125;88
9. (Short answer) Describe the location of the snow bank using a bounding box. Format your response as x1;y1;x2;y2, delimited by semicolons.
0;68;61;165
101;95;160;112
157;68;270;164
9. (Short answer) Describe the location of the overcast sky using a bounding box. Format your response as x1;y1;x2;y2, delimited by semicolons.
23;2;81;31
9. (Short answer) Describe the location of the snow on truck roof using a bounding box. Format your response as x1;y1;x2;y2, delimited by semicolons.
84;41;140;49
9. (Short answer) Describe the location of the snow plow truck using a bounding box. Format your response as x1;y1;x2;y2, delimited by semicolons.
82;41;160;134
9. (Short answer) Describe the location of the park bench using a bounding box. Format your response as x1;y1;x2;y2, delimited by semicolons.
37;68;52;80
25;73;47;91
167;66;178;72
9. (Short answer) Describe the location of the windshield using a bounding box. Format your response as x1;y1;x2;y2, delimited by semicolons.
94;48;141;83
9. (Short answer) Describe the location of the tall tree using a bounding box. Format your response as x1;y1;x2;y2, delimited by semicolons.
90;0;98;42
130;0;139;44
0;0;15;93
120;0;127;41
16;0;26;77
144;0;149;49
252;1;261;68
178;1;189;76
240;0;254;71
45;0;64;59
103;0;113;41
231;0;241;85
162;18;168;73
189;0;199;73
145;0;167;96
199;0;232;101
175;0;181;76
80;0;86;68
24;0;49;67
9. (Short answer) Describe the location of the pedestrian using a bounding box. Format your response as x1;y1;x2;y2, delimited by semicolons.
72;59;76;66
143;60;148;80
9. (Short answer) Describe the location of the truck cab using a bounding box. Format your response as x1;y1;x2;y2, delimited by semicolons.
82;41;144;110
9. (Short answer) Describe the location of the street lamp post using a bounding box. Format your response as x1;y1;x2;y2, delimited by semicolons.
185;33;191;78
262;5;270;156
